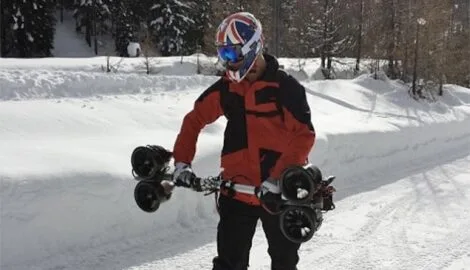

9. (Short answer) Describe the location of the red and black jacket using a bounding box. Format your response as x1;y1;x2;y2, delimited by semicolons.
173;54;315;205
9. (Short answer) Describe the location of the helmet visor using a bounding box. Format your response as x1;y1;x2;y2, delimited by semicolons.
217;44;244;64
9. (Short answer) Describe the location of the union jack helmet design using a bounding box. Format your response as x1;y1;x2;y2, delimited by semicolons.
215;12;264;82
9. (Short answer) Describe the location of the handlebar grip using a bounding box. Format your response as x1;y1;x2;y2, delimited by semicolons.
191;177;204;192
161;173;173;181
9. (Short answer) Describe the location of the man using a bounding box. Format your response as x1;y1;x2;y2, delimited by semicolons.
171;12;315;270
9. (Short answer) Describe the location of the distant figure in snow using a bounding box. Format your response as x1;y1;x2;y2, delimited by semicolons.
127;42;141;57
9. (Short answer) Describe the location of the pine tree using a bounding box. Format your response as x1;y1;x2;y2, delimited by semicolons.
1;0;14;56
183;0;212;54
149;0;194;56
447;0;470;86
278;0;298;57
111;0;155;57
354;0;365;73
309;0;355;78
127;0;153;26
73;0;111;47
10;0;56;57
113;0;138;56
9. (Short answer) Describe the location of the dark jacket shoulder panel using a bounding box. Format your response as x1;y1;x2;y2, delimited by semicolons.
196;78;227;103
278;73;314;130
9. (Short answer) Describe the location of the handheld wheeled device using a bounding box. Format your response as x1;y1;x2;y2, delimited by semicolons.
130;144;336;243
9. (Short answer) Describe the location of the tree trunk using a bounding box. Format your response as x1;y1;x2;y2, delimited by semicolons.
321;0;329;69
438;75;444;96
61;0;64;23
467;0;470;29
412;22;420;96
0;4;3;57
327;56;332;69
85;8;92;47
387;0;397;79
92;0;98;55
355;0;364;74
401;0;414;82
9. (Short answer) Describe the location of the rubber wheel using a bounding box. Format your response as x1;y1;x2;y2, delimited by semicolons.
134;181;161;213
279;206;316;244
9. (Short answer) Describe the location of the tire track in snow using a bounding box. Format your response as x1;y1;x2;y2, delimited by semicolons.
127;154;470;270
310;189;414;270
300;155;470;270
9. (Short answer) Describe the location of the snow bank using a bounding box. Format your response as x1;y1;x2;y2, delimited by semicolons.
0;55;222;76
0;69;218;101
0;64;469;270
0;55;380;80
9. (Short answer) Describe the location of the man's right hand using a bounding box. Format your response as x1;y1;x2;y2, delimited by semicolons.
172;162;195;188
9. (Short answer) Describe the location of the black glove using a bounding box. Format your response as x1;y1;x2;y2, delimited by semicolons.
172;162;196;188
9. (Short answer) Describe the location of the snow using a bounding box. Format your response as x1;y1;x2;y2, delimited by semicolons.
27;32;34;42
0;57;469;270
150;17;164;26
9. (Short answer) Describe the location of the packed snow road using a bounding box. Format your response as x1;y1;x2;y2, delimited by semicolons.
128;153;470;270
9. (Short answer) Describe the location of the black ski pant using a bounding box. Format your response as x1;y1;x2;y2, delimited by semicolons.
212;194;300;270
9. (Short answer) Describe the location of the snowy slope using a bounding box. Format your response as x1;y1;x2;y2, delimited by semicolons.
0;59;469;270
